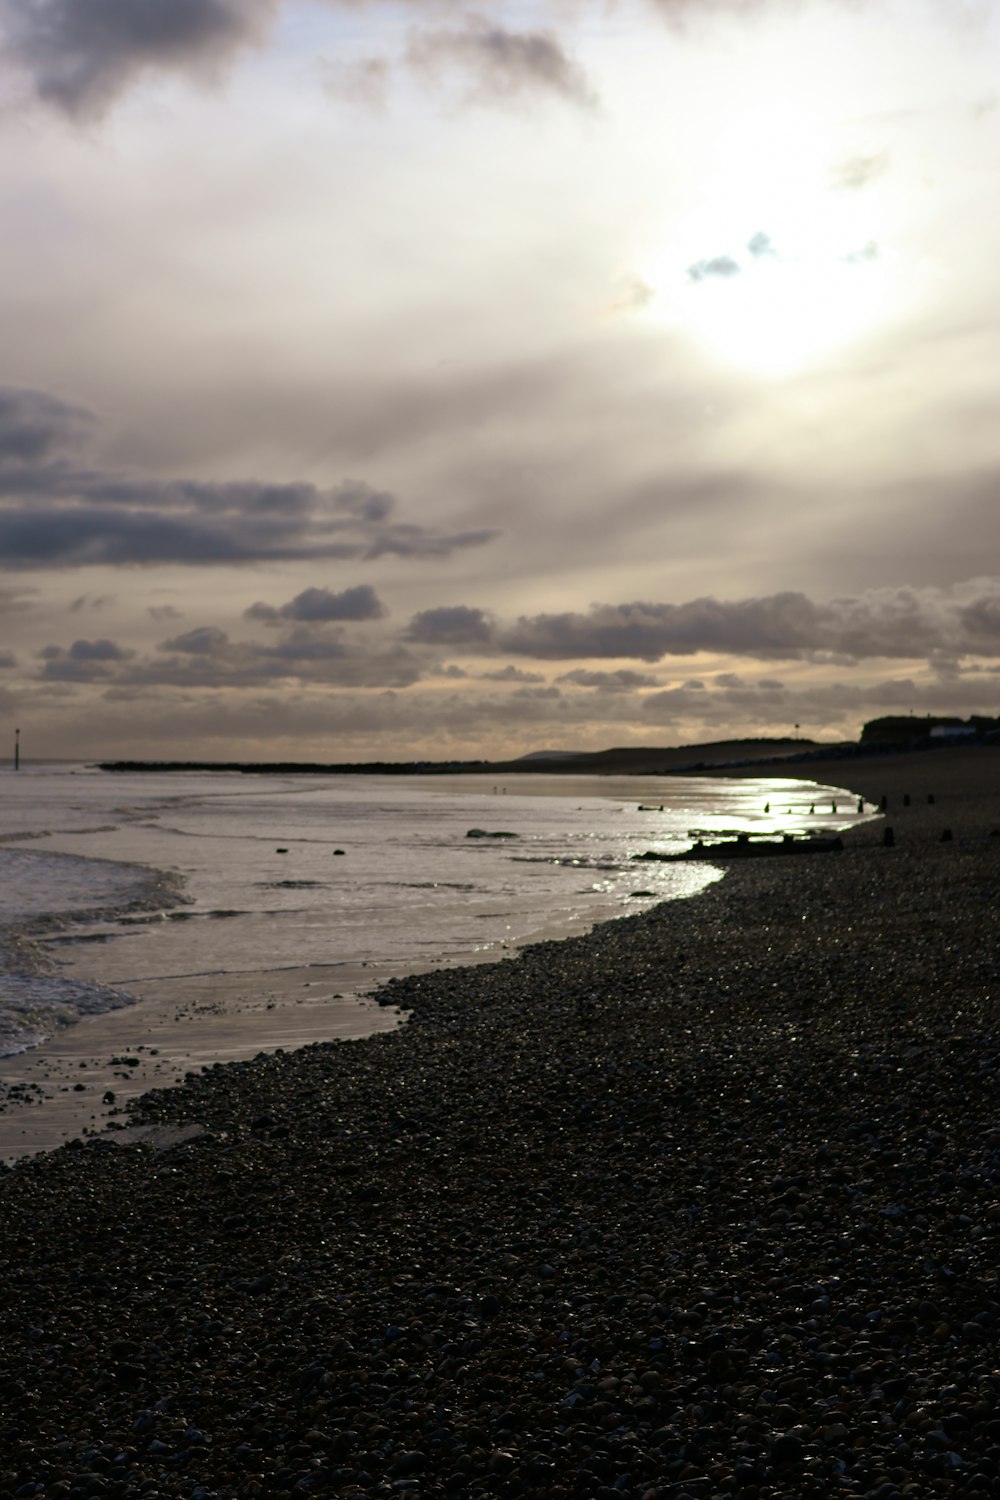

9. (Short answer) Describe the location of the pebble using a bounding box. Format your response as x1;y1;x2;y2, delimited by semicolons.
2;764;1000;1496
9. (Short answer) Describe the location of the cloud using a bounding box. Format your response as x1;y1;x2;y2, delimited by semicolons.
842;240;879;265
0;386;93;465
407;17;596;108
833;151;890;190
498;581;1000;664
69;593;114;612
132;626;423;689
556;668;661;691
499;596;816;660
688;254;741;282
0;386;498;568
66;637;127;661
1;0;280;118
161;626;229;655
407;605;494;645
479;664;545;683
608;275;656;317
3;1;600;120
246;585;387;626
321;54;391;109
39;635;132;680
959;594;1000;639
746;231;776;259
0;585;38;619
0;499;495;567
82;620;430;692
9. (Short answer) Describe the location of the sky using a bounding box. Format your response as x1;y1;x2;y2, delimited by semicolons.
1;0;999;762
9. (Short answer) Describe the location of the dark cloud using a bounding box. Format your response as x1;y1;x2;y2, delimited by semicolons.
499;596;820;661
1;0;279;118
39;635;132;680
265;630;352;664
246;585;387;626
688;255;741;282
67;637;128;661
110;625;425;690
556;668;661;691
0;386;93;465
0;652;17;669
478;664;545;683
0;500;494;567
146;633;420;690
407;18;596;108
499;583;1000;664
329;480;396;524
407;605;494;645
959;594;1000;640
0;387;498;568
161;626;229;655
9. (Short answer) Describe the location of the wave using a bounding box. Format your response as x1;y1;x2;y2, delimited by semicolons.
0;846;186;1057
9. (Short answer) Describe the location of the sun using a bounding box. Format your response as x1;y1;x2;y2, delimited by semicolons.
637;110;895;376
672;236;889;375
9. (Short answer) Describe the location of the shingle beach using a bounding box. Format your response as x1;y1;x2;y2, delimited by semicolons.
2;747;1000;1500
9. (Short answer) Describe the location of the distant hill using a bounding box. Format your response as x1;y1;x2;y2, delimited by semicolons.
513;750;585;763
493;739;822;776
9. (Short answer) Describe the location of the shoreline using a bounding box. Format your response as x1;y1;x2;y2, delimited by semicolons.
2;745;999;1497
0;881;676;1162
0;966;405;1161
0;770;854;1161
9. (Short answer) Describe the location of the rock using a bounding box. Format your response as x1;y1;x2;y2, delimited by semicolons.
770;1432;804;1466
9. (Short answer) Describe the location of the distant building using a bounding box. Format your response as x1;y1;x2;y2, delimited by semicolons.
860;714;1000;745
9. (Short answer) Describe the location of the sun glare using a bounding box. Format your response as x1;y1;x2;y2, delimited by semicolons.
639;107;895;375
676;243;889;374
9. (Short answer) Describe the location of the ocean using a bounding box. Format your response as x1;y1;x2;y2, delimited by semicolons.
0;762;874;1058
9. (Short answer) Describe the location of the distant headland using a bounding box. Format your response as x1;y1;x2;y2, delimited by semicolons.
98;715;1000;777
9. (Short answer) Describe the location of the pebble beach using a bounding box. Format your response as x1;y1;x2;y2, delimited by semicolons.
2;745;1000;1500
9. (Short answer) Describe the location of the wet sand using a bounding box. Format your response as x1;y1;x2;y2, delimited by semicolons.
0;965;405;1160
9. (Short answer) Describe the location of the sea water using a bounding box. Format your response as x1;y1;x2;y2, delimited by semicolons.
0;763;874;1057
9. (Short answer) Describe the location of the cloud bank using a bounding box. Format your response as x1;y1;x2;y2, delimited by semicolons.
1;0;599;118
403;582;1000;665
22;580;1000;719
0;385;498;568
